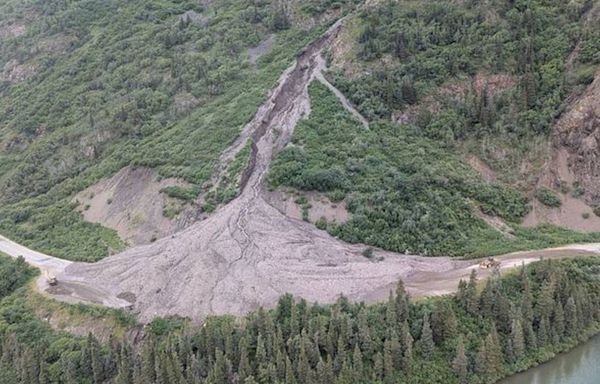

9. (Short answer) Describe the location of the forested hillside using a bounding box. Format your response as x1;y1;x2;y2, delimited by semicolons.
1;0;599;259
270;0;600;256
2;1;600;382
3;254;600;384
0;0;358;260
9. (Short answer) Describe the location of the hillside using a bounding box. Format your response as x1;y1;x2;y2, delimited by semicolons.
0;0;600;317
265;0;600;256
1;0;599;264
3;1;600;383
0;0;359;260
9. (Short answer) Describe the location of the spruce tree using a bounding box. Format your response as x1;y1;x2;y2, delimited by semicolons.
552;301;565;341
510;318;525;361
484;327;504;379
395;280;410;323
419;314;434;360
352;344;363;381
452;337;468;384
565;296;577;338
399;320;414;372
466;270;479;315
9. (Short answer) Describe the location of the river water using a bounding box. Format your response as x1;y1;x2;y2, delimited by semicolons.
501;334;600;384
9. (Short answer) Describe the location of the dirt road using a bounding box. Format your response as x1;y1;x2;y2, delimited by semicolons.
0;235;131;309
4;230;600;320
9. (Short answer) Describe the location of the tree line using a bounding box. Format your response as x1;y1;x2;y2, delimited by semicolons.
3;255;600;383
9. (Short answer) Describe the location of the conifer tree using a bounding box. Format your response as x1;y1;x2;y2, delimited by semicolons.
452;337;468;384
484;327;504;379
552;301;565;341
510;318;525;361
399;320;413;372
419;314;434;360
395;280;410;323
466;270;479;315
115;343;133;384
565;296;577;338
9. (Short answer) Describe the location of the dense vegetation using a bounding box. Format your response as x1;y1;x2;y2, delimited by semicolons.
269;82;600;256
327;0;598;189
3;253;600;383
334;0;593;134
0;0;358;260
268;0;600;256
0;254;35;298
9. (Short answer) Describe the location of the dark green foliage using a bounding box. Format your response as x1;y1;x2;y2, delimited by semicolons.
579;30;600;64
4;257;600;383
335;0;586;139
270;82;600;257
535;188;562;207
0;254;35;299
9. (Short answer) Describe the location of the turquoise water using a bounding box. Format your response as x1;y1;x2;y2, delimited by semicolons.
501;334;600;384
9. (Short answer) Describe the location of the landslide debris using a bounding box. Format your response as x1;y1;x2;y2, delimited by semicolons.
64;21;460;322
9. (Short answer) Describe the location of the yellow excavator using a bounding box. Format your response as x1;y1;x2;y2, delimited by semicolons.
44;270;58;286
479;257;500;269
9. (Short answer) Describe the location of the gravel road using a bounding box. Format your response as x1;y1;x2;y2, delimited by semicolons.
0;234;131;309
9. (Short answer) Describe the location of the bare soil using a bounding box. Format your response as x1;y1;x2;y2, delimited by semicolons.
466;155;497;183
75;167;197;246
3;17;600;324
0;23;26;39
248;35;275;65
2;59;35;82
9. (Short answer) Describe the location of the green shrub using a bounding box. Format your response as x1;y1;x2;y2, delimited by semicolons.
315;217;328;230
535;188;562;207
202;202;215;213
571;182;585;198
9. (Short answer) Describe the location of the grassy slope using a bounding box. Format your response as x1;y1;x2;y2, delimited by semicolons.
0;0;357;261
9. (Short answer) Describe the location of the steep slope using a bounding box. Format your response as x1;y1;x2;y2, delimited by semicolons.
268;0;600;256
63;22;460;322
0;0;359;260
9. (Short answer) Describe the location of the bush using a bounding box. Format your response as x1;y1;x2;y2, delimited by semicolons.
315;217;328;230
535;188;562;207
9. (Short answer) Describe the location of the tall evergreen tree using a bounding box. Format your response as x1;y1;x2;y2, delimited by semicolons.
452;337;468;384
419;314;434;360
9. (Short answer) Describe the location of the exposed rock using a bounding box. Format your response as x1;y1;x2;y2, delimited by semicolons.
178;10;209;27
0;23;26;39
2;59;36;82
263;189;351;223
554;68;600;203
